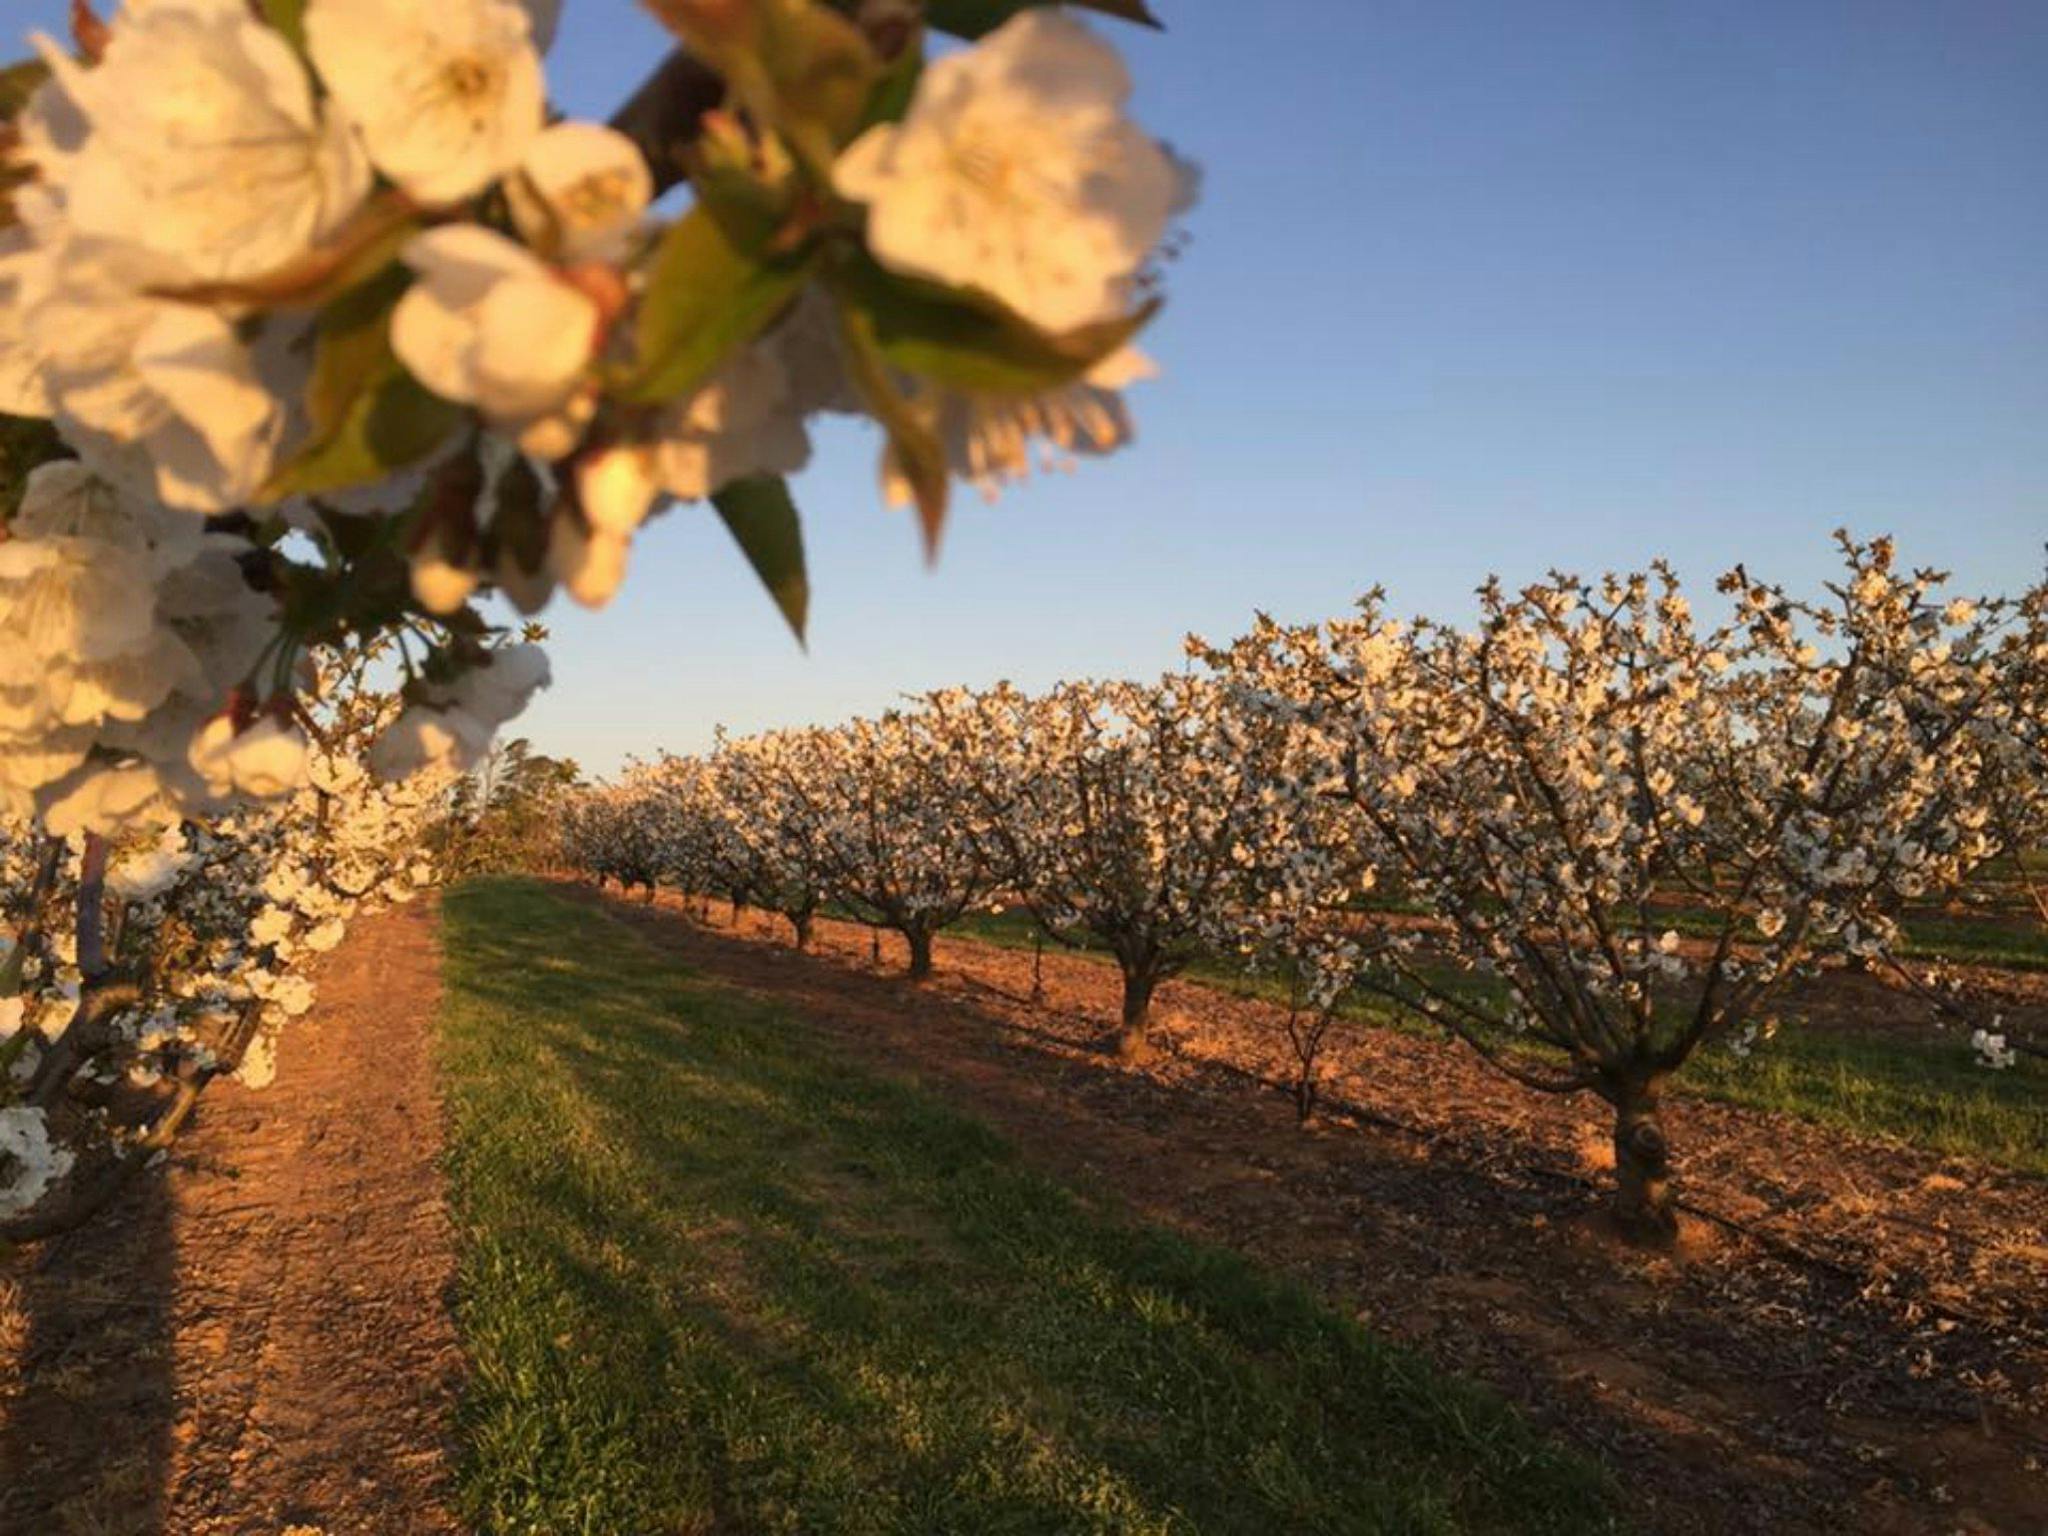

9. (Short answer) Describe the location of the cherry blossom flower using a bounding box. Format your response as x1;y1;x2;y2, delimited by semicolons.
834;10;1184;334
391;225;604;449
3;243;294;511
509;122;654;266
367;646;550;782
187;715;313;801
305;0;545;206
546;508;633;610
30;0;369;282
649;345;811;501
0;464;275;828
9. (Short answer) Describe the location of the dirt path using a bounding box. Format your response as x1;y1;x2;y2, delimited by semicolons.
0;898;460;1536
584;886;2048;1536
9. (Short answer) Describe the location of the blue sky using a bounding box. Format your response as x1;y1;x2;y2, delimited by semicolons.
18;2;2048;774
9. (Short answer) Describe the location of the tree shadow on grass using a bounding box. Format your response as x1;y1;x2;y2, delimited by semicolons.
442;880;1625;1536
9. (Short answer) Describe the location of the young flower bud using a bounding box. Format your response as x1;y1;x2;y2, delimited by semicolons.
548;513;632;609
575;442;660;538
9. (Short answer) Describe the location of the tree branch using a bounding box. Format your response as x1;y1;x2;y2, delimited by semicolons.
609;47;727;197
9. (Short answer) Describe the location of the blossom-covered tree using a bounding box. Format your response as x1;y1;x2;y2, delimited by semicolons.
554;538;2039;1236
927;675;1285;1058
794;712;995;979
560;762;673;898
709;733;836;949
1852;572;2048;1068
1204;538;2016;1244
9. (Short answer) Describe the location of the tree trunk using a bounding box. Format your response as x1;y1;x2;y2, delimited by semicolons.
1610;1075;1678;1247
905;925;935;981
1293;1071;1318;1123
791;911;814;951
1112;966;1158;1062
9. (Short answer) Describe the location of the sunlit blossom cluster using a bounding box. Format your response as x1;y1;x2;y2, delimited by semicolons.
0;0;1188;834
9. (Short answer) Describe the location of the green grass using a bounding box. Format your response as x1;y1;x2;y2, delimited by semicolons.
1676;1026;2048;1172
438;878;1621;1536
1890;912;2048;971
947;914;2048;1174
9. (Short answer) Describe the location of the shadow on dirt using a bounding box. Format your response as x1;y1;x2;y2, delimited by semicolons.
1;1156;177;1534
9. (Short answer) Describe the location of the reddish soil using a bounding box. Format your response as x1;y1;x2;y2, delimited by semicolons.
584;885;2048;1536
0;898;460;1536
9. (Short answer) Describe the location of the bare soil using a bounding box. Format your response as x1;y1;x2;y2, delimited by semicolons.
0;898;460;1536
585;885;2048;1536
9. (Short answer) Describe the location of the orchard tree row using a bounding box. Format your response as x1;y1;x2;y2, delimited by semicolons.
566;537;2048;1245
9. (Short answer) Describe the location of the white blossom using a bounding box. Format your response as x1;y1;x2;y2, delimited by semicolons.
188;715;312;801
30;0;369;282
0;465;277;829
305;0;545;206
509;121;653;266
649;345;811;501
834;10;1184;334
391;225;603;446
0;1106;72;1218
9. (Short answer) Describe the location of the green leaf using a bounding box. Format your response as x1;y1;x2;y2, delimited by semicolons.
265;373;462;501
0;415;65;518
0;58;50;122
261;270;463;501
829;285;950;559
839;259;1159;396
712;474;810;644
860;29;923;128
259;0;309;52
303;266;411;428
926;0;1162;40
616;206;811;404
756;0;881;148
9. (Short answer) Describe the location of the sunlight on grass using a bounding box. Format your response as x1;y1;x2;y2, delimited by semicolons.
439;879;1620;1536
